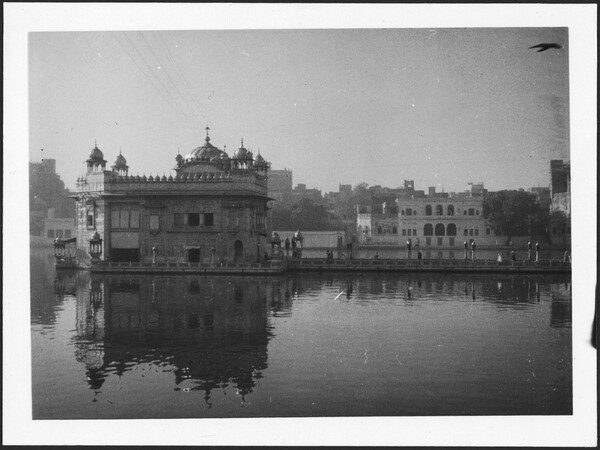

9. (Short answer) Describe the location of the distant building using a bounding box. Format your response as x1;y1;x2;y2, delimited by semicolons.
357;183;494;249
550;160;570;197
30;158;75;236
268;169;293;205
291;183;323;205
44;208;76;240
549;160;570;246
72;129;272;264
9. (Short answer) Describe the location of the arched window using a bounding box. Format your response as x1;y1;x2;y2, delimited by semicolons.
435;224;445;236
447;223;457;236
436;205;443;216
447;205;454;216
377;226;382;234
424;224;433;236
425;205;432;216
392;226;397;234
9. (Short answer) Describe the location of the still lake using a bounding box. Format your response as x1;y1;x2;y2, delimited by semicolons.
31;249;571;419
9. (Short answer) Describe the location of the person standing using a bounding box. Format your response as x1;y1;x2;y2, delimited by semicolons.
464;241;468;261
471;241;476;261
284;237;290;257
406;240;412;259
535;241;540;262
527;240;532;261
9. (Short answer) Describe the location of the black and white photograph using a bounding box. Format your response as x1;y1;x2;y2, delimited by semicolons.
4;3;597;447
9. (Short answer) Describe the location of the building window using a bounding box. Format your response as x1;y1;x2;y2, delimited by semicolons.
402;229;406;236
112;209;140;229
378;226;382;234
406;209;412;216
204;213;214;226
447;205;454;216
426;237;431;246
425;205;432;216
130;210;140;228
475;229;479;236
174;213;185;227
464;229;468;236
486;228;491;235
437;237;443;246
436;205;443;216
447;223;457;236
424;224;433;236
408;229;412;236
449;237;454;246
468;208;475;216
149;215;160;231
119;210;130;229
435;224;445;236
87;214;94;228
469;229;474;236
188;213;200;227
392;226;397;234
476;210;480;215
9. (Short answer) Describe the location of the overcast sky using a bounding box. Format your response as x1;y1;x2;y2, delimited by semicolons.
30;28;569;194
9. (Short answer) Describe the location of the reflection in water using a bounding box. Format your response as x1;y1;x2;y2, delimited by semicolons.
37;264;572;418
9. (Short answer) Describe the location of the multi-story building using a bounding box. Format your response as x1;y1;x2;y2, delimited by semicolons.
268;169;293;205
357;183;494;248
549;160;571;246
73;129;272;264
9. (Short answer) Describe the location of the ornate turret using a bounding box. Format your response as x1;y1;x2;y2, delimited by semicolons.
111;149;129;176
86;141;107;173
232;138;254;170
254;150;270;175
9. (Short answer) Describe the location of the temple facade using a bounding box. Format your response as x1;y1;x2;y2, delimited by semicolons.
73;128;272;264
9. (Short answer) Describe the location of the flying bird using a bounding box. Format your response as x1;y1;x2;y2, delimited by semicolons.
529;43;562;52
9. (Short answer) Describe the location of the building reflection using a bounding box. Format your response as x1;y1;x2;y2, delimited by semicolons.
61;273;284;403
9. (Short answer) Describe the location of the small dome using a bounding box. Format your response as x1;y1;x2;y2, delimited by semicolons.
232;138;252;160
88;144;104;160
114;153;127;166
255;152;268;166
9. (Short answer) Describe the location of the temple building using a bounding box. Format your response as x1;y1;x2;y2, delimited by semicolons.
73;128;271;264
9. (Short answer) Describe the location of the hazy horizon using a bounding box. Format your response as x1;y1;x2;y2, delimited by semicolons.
29;28;569;194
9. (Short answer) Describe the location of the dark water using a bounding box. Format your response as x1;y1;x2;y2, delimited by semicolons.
31;248;572;419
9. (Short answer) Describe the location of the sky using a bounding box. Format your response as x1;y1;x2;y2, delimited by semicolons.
29;27;570;194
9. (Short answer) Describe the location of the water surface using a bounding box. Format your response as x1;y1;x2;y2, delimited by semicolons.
31;248;571;419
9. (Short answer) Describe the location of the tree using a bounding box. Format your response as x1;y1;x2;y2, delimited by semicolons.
271;198;343;231
483;190;540;242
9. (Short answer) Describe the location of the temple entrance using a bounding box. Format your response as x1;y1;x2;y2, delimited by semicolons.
234;240;243;262
110;248;140;262
188;248;200;263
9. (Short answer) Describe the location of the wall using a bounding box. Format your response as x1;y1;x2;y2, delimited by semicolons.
274;231;344;248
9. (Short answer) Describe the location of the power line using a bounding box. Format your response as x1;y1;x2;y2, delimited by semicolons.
155;31;206;123
113;32;191;127
137;31;202;128
120;31;197;131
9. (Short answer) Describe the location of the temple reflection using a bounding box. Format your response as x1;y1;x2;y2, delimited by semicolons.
59;273;292;403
